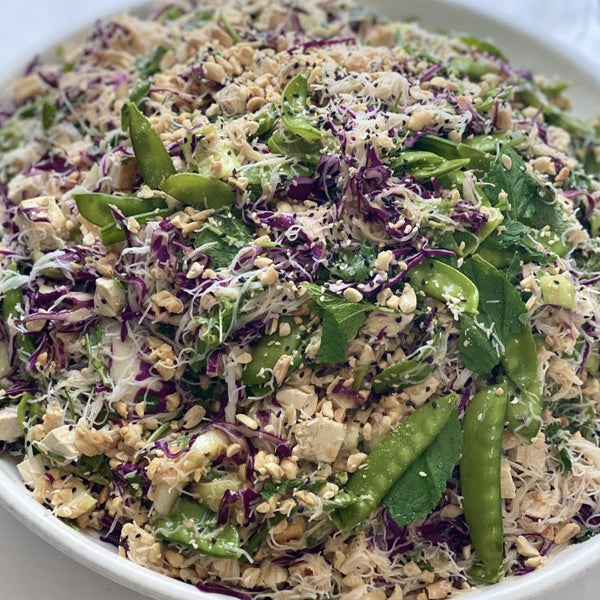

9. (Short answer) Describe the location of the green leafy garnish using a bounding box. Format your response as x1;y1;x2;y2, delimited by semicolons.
384;410;462;526
194;209;254;269
329;241;378;283
137;46;169;77
458;255;528;374
304;283;378;364
281;73;321;141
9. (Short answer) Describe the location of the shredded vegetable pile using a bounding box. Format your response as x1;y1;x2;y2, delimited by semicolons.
1;0;600;598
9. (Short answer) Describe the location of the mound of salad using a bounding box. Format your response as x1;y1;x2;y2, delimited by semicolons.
1;0;600;598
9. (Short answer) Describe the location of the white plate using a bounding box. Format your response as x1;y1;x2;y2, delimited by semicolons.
1;2;599;600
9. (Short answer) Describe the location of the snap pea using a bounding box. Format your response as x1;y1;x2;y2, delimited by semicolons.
450;56;493;80
406;259;479;315
411;158;470;182
461;383;508;584
99;207;173;245
242;317;305;397
124;101;175;189
502;329;543;440
335;392;457;531
281;73;321;141
160;173;234;210
3;265;35;358
413;135;459;159
372;334;440;394
154;497;243;558
73;192;168;227
461;131;526;154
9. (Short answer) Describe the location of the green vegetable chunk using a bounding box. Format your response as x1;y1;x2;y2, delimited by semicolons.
372;334;440;394
154;497;242;558
124;101;176;189
160;172;234;209
99;208;173;245
539;274;575;309
335;393;457;531
502;330;542;440
407;259;479;315
461;383;508;584
384;409;462;526
73;193;168;227
242;316;304;396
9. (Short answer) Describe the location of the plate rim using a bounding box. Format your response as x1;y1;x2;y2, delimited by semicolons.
1;1;599;599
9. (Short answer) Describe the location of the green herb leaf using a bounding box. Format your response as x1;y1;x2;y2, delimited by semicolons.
479;220;553;264
483;148;572;249
329;241;378;283
304;283;377;364
384;410;462;526
281;73;321;141
137;45;169;77
42;100;57;130
194;208;254;269
458;313;502;374
458;255;528;374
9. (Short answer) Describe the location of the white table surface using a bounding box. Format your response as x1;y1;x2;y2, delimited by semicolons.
1;2;599;599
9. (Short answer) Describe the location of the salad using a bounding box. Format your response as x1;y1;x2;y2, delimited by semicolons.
1;0;600;598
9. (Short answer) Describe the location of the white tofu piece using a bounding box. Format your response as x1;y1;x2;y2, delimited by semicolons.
17;455;45;488
95;277;126;317
0;406;23;442
293;416;346;463
37;424;80;462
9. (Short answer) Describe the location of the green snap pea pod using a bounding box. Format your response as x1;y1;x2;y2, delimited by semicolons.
335;393;457;531
502;328;543;440
73;192;168;227
456;143;491;171
242;317;305;397
281;73;321;141
406;259;479;315
3;265;35;358
154;497;243;558
124;101;176;189
160;173;234;210
461;131;526;154
372;334;440;394
450;56;493;80
459;36;506;60
391;151;444;171
99;208;173;245
411;158;470;182
461;383;508;584
413;135;459;159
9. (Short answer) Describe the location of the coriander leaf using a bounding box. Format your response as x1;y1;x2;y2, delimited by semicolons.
195;208;254;269
329;241;378;283
458;313;501;374
304;283;377;364
479;220;553;264
384;410;462;526
483;148;572;242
